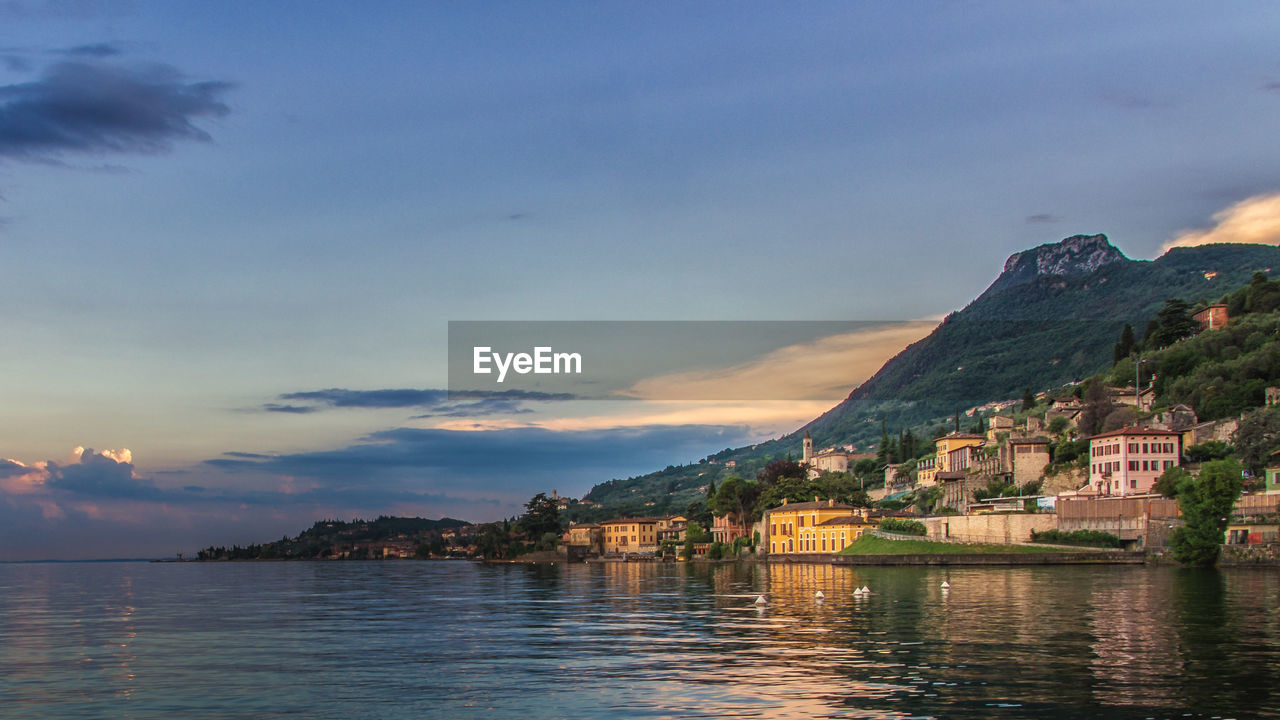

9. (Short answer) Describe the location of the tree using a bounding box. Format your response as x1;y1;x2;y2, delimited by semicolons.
708;475;761;528
1022;387;1036;412
1154;298;1197;348
1152;466;1192;499
1169;459;1244;566
1114;323;1136;363
1047;415;1070;435
1231;405;1280;478
756;458;806;487
684;499;712;529
1077;379;1115;437
1142;319;1160;349
517;493;561;539
1185;441;1234;463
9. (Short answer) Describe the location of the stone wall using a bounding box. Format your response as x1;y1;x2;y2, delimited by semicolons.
1042;465;1086;496
921;513;1057;544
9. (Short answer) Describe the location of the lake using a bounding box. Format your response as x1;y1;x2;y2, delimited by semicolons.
1;560;1277;719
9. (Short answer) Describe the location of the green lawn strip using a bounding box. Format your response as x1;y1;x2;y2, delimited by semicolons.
838;534;1069;555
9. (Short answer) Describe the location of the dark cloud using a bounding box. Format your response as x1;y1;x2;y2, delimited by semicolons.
1264;80;1280;93
222;451;274;459
262;403;318;414
0;459;31;478
1026;214;1059;224
204;423;753;501
0;59;232;162
60;42;120;57
410;398;534;419
44;449;157;499
2;55;30;72
267;387;575;417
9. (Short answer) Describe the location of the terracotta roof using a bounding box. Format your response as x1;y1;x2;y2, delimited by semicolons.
1010;436;1051;445
816;515;872;527
942;433;985;440
599;517;663;525
1087;426;1182;440
765;500;855;513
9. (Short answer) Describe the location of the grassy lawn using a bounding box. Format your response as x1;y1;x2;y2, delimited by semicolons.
838;534;1069;555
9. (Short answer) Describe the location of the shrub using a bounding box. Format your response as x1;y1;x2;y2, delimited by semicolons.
1030;529;1121;548
878;518;927;536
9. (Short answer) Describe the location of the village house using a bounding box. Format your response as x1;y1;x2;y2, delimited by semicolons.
658;515;689;544
600;518;661;554
917;432;986;486
1192;303;1229;332
1009;437;1051;486
710;513;747;545
765;498;865;554
1087;427;1182;496
801;430;850;477
563;523;603;554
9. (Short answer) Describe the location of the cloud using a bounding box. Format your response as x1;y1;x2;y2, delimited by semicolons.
60;42;121;58
2;55;30;72
266;388;575;417
262;403;319;414
205;423;754;500
1162;192;1280;252
0;59;232;162
1263;80;1280;93
1026;214;1059;224
621;322;935;402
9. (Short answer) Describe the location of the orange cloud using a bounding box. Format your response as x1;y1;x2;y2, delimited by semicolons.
621;322;936;401
1163;192;1280;252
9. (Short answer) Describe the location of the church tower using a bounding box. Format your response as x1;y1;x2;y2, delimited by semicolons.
802;430;813;462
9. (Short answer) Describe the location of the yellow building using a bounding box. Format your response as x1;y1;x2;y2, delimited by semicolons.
765;498;876;554
917;432;986;486
600;517;661;554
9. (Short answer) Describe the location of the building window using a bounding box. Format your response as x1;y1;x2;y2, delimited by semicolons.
1129;461;1139;471
1164;460;1174;470
1129;443;1139;453
1131;478;1137;489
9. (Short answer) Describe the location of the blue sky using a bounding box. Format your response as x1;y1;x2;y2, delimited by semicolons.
2;1;1279;559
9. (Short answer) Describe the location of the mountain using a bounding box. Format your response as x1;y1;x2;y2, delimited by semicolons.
576;237;1280;516
803;237;1280;449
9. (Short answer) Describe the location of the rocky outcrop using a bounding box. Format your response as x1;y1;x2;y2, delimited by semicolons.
986;234;1128;295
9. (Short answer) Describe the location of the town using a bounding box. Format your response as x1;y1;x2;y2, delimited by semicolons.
198;277;1280;568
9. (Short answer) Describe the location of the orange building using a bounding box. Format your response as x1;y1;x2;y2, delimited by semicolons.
765;498;875;554
600;518;661;554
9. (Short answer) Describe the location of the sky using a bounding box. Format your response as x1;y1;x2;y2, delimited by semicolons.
2;1;1279;559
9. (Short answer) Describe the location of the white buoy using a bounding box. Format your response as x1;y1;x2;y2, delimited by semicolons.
815;590;825;599
861;585;871;594
754;595;767;605
940;581;950;589
853;587;864;596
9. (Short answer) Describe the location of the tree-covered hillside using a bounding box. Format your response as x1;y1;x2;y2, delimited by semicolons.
575;238;1280;516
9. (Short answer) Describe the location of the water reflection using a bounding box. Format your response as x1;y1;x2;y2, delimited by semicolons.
1;561;1278;719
